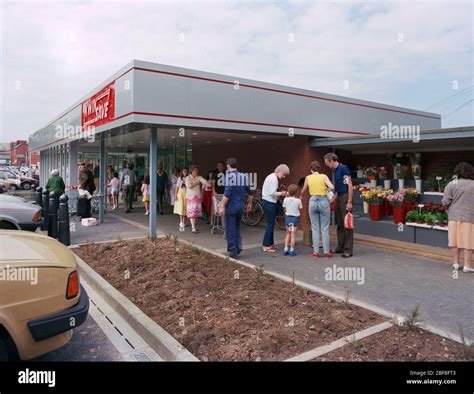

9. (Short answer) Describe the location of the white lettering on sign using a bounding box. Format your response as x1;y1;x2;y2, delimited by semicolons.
82;83;115;128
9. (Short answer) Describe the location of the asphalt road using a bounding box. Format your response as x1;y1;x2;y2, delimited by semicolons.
32;315;122;362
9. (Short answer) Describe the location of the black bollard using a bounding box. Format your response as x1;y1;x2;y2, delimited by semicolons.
35;187;43;208
48;191;58;238
58;194;70;246
41;190;49;231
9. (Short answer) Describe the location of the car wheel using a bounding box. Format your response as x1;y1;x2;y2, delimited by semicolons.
22;182;32;190
0;221;18;230
0;329;20;361
8;185;18;191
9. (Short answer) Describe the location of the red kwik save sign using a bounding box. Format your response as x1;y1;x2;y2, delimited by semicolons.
82;83;115;129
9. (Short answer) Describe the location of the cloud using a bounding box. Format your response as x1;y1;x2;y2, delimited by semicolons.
1;0;472;141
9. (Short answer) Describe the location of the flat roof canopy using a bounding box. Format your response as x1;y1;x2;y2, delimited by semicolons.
29;59;441;152
309;126;474;153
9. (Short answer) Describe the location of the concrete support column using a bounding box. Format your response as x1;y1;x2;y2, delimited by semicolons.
99;135;106;223
68;142;78;187
149;127;157;239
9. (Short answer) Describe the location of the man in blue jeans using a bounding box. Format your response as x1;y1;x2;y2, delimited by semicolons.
218;158;254;259
261;164;290;253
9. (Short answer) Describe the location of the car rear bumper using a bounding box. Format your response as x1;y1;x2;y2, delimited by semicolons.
18;219;43;231
27;285;89;342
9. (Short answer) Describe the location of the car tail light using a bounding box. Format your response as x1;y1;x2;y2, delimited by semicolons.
32;210;41;222
66;271;80;299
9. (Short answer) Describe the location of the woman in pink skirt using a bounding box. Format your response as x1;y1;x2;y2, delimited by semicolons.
185;165;209;234
442;162;474;273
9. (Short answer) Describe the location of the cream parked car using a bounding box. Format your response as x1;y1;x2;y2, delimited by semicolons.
0;231;89;360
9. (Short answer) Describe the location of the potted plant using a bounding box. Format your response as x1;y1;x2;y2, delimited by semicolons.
405;210;418;223
365;166;378;188
357;185;371;213
378;167;390;189
394;164;407;190
364;189;386;221
412;164;422;193
389;154;400;179
424;176;436;192
433;211;448;229
439;175;452;192
423;212;436;227
387;191;405;224
403;188;418;212
415;212;425;224
356;165;364;178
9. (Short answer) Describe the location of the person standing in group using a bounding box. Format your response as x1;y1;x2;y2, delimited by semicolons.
106;165;114;207
217;158;254;259
141;175;151;215
301;160;335;258
185;165;209;234
261;164;290;253
156;165;169;215
45;169;66;196
202;170;214;222
324;153;353;258
108;172;120;210
93;160;100;189
282;184;303;256
169;167;180;207
211;161;226;195
78;162;95;218
120;163;137;213
173;167;188;230
442;162;474;273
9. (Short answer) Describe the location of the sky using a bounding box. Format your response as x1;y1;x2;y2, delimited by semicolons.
1;0;473;142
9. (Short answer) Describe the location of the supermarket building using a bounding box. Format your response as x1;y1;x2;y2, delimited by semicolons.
29;59;446;237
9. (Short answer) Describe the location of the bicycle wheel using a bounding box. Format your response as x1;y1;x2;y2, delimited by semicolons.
275;201;286;230
242;200;264;226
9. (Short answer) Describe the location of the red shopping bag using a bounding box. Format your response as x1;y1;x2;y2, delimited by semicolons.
344;211;354;230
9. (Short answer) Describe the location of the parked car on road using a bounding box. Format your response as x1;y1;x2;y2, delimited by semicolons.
0;170;38;190
0;172;21;191
0;196;42;230
0;231;89;360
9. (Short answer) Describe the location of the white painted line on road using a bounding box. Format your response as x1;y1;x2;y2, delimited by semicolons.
81;278;163;361
285;321;393;361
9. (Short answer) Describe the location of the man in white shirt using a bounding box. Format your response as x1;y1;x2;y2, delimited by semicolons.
261;164;290;252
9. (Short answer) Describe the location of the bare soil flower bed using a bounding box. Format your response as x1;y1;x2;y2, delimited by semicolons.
315;326;474;361
76;238;384;361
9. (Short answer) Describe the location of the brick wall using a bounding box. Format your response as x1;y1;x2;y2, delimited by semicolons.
192;136;333;188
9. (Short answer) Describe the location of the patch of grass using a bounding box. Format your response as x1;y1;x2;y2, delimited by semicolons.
345;335;368;355
403;304;422;330
344;289;351;304
255;264;265;283
118;257;129;272
100;243;112;252
190;243;202;255
115;233;123;242
457;326;474;361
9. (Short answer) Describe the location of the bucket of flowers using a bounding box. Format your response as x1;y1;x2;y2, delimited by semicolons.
387;191;405;224
357;185;371;213
403;188;418;212
363;189;386;221
365;167;378;188
378;167;390;189
394;164;408;190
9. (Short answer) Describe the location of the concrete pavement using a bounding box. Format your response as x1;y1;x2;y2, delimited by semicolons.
69;204;474;343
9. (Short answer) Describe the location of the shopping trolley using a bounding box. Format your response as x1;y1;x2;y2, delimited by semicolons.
65;188;82;222
210;194;225;238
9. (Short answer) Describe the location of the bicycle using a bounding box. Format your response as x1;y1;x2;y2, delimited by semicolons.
241;187;286;230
